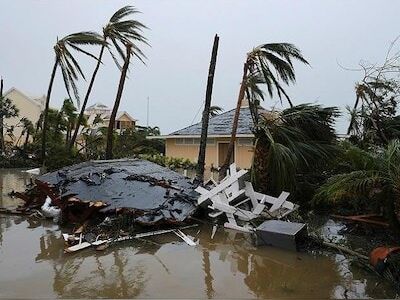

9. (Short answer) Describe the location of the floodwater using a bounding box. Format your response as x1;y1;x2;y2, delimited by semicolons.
0;169;397;299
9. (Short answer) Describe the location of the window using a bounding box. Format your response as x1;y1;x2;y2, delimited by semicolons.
237;138;253;146
175;138;185;145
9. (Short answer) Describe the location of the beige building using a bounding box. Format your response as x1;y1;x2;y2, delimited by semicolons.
84;103;137;132
152;105;256;169
2;88;44;146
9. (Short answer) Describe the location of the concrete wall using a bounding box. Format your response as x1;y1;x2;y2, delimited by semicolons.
3;89;43;146
165;137;254;169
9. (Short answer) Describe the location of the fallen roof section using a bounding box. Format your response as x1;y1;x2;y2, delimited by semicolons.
17;159;199;225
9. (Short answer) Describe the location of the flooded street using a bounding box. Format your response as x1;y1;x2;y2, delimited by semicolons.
0;169;397;298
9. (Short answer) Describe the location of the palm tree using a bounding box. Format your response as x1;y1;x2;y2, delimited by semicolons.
314;140;400;225
219;43;309;179
252;104;339;195
69;5;148;151
105;43;132;159
41;31;105;163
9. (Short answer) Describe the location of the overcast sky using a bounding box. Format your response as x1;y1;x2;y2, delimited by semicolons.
1;0;399;134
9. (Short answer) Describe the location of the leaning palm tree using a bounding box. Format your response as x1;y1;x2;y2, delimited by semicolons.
69;6;148;151
41;31;105;162
219;43;309;179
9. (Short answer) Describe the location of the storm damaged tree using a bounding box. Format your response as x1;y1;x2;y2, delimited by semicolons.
219;43;309;179
196;34;219;182
41;32;105;163
347;36;400;146
69;6;148;151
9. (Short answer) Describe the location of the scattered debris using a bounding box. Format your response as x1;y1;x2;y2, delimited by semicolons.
331;214;389;227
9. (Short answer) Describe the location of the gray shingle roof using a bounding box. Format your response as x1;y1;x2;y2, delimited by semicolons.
170;106;254;136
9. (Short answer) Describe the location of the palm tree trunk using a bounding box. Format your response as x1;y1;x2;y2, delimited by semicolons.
196;34;219;182
106;44;132;159
41;59;58;164
69;44;106;151
218;61;249;180
0;78;4;153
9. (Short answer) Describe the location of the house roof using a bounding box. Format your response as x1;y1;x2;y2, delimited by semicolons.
3;87;45;109
169;106;255;137
86;102;110;111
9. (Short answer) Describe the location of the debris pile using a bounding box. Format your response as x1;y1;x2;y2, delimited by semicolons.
15;159;199;226
196;163;297;232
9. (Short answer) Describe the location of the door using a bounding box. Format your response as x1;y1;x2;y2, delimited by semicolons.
218;142;234;167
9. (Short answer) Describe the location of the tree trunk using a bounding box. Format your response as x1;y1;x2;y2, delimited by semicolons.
41;59;58;164
347;94;360;135
0;78;4;153
69;44;106;151
218;61;249;180
196;34;219;182
105;44;132;159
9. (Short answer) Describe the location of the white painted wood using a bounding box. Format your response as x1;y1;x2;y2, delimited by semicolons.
173;230;196;246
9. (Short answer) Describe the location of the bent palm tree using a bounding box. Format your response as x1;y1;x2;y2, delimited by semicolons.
69;6;148;151
219;43;309;179
42;32;104;162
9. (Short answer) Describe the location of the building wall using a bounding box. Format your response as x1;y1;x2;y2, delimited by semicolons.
165;137;254;169
3;89;42;146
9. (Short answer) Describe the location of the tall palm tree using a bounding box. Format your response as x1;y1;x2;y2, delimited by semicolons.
41;31;105;163
219;43;309;179
69;6;148;151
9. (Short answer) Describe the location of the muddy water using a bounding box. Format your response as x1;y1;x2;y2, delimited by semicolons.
0;169;396;298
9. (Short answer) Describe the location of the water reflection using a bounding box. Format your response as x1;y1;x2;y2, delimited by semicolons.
0;169;397;299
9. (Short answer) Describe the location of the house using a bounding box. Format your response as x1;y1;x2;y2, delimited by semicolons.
152;103;258;169
84;103;137;132
2;87;45;146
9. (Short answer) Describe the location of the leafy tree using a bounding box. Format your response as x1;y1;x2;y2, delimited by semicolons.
42;31;105;162
219;43;309;179
69;5;148;150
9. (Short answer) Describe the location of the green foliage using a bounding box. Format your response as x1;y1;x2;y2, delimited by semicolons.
103;5;148;67
54;32;106;104
247;43;309;106
314;140;400;223
139;153;196;170
252;104;339;198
